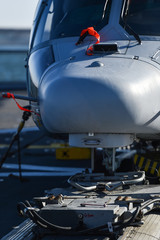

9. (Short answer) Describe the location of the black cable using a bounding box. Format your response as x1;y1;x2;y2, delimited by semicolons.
0;110;31;169
24;201;72;231
17;134;23;182
76;31;89;45
114;206;140;232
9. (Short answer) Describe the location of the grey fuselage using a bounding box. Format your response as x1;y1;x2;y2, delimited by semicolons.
28;0;160;148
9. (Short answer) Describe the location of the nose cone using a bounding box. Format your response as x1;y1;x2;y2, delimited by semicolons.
39;58;160;134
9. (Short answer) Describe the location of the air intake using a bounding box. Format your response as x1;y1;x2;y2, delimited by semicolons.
93;43;118;54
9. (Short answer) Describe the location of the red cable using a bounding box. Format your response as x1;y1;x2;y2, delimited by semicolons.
3;92;39;115
76;27;100;56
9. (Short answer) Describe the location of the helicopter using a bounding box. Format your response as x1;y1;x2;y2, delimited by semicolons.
2;1;160;240
22;0;160;170
2;0;160;172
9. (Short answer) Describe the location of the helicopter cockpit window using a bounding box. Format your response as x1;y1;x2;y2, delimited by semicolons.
121;0;160;36
33;0;112;46
51;0;112;39
42;2;54;42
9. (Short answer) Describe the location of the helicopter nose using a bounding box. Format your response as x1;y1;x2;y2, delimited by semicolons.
39;58;160;134
39;77;131;133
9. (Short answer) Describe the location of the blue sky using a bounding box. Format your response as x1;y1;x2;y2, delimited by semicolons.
0;0;39;29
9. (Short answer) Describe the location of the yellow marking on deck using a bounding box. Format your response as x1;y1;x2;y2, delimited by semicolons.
150;161;158;175
138;156;145;169
56;147;91;160
144;159;151;172
133;154;160;176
